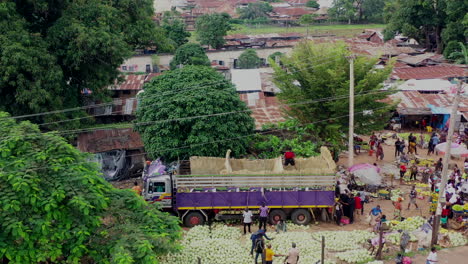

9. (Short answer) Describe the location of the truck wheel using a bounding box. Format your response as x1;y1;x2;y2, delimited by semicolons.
291;209;311;225
269;209;287;225
184;211;205;227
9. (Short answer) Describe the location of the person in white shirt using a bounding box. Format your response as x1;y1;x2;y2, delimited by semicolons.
284;243;300;264
242;208;253;234
426;247;438;264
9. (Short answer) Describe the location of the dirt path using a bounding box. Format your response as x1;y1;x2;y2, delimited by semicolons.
396;245;468;264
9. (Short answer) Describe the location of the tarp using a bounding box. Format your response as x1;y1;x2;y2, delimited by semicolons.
95;150;130;181
348;163;382;185
428;104;450;114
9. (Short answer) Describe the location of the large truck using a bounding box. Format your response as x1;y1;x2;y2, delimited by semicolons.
142;148;337;227
143;173;336;227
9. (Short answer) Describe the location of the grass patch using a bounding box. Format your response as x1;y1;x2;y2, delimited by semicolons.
229;24;386;37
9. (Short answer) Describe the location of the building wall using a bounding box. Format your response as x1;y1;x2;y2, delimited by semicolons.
121;47;293;72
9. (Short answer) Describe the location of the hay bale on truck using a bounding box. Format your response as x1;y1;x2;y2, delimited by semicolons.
142;147;337;227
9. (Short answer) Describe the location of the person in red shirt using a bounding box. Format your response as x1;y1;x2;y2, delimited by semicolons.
284;149;297;169
354;194;362;221
399;164;407;184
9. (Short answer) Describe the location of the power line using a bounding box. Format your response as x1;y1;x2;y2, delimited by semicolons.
0;106;391;174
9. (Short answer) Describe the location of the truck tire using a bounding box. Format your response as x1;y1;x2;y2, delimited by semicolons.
184;211;205;227
291;209;311;225
269;209;287;224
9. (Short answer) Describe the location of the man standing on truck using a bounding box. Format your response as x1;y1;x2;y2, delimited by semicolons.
284;148;297;169
259;202;269;230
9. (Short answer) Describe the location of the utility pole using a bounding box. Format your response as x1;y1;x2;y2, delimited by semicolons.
431;80;464;246
348;56;355;168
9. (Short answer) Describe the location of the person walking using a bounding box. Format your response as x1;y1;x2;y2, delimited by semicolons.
410;163;418;181
254;236;265;264
354;193;362;221
250;229;272;255
426;247;438;264
334;199;343;226
407;186;419;210
284;243;300;264
264;244;285;264
131;181;142;196
435;158;443;172
376;143;384;161
243;208;253;235
359;191;368;215
399;163;407;183
393;197;403;220
368;205;382;226
258;202;269;230
395;138;402;157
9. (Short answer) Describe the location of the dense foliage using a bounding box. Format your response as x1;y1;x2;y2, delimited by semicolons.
170;43;211;70
0;0;170;128
135;66;255;161
306;1;320;8
238;2;273;20
161;12;191;48
237;49;262;69
329;0;387;23
0;112;181;263
252;120;320;159
445;42;468;64
196;13;232;49
271;42;394;149
300;14;319;24
384;0;468;53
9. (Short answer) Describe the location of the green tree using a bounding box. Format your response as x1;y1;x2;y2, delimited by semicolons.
0;0;171;127
162;17;191;48
170;43;211;70
306;1;320;8
135;66;255;161
0;112;181;263
196;13;232;49
299;14;319;24
446;42;468;64
268;52;285;62
329;0;387;23
238;2;273;20
238;49;262;69
384;0;467;53
271;42;394;147
329;0;357;24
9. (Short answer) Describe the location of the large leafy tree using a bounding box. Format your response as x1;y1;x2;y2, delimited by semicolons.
135;66;255;161
0;112;181;263
238;48;262;69
384;0;467;53
195;13;232;49
0;0;171;127
170;43;211;70
161;12;191;48
271;42;394;148
329;0;387;23
238;2;273;20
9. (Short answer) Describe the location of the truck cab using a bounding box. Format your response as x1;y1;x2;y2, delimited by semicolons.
143;175;173;209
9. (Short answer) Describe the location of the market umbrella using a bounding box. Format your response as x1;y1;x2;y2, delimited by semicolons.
348;163;382;185
435;142;468;158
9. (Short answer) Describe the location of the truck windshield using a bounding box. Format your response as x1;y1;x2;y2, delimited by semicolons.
148;182;165;193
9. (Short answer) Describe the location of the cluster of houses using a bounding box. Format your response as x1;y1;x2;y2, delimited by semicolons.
154;0;328;29
77;27;467;180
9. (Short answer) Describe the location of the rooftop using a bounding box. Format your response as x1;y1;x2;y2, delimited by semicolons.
77;128;144;153
391;65;467;80
109;73;161;91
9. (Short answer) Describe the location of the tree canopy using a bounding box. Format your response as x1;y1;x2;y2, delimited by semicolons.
238;49;262;69
161;14;191;48
306;1;320;8
135;66;255;161
384;0;468;53
0;112;181;263
238;2;273;20
0;0;170;127
170;43;211;70
329;0;387;23
271;42;394;148
196;13;232;49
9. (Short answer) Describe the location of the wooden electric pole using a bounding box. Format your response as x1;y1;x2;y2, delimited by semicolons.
348;56;355;168
431;80;464;246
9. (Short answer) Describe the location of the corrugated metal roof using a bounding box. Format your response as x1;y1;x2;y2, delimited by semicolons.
392;65;467;80
77;128;144;153
239;92;286;129
109;73;161;91
389;91;468;111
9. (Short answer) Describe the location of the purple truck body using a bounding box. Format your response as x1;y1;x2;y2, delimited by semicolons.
176;190;335;209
